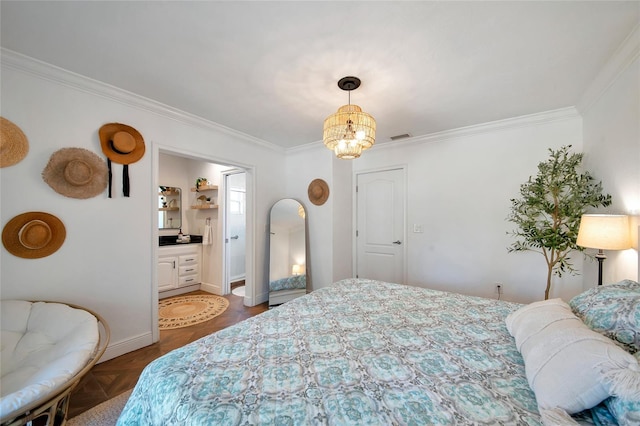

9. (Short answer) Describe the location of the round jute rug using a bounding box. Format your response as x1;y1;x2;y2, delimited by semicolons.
158;294;229;330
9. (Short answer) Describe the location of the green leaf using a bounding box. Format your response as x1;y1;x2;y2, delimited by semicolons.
506;145;612;299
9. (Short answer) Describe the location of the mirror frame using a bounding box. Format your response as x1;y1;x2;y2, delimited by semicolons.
268;198;308;306
158;186;182;229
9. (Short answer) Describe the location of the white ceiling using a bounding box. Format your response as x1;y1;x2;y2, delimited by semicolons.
1;1;638;149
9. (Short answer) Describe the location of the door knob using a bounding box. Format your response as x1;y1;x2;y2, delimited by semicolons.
393;240;402;245
230;235;239;240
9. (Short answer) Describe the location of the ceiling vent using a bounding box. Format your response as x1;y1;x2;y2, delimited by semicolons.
390;133;411;141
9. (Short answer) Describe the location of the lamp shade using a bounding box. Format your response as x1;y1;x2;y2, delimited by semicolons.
323;104;376;160
576;214;631;250
292;264;302;276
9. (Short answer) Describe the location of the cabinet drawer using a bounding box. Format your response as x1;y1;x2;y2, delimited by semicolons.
179;265;198;276
179;275;199;286
179;254;199;265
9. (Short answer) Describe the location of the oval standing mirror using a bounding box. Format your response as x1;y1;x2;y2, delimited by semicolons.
268;198;307;307
158;186;181;229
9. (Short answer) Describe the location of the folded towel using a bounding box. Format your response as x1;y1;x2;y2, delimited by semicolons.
203;224;213;245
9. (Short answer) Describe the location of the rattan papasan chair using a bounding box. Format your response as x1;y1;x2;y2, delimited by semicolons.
0;300;110;426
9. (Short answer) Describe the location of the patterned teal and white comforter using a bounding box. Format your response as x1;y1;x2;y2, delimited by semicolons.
118;279;542;425
269;274;307;292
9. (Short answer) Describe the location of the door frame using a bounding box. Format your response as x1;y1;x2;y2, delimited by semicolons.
152;142;256;344
222;169;247;297
352;165;408;283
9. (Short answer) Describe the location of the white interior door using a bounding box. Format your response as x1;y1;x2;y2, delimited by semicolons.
225;172;246;284
356;168;406;283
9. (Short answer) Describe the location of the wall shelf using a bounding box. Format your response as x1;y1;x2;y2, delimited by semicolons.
190;204;218;210
191;185;218;192
159;207;179;211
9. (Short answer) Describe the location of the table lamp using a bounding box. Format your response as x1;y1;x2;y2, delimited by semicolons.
292;264;302;276
576;214;631;285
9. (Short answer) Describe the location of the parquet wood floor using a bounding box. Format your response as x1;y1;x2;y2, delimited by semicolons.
68;287;268;419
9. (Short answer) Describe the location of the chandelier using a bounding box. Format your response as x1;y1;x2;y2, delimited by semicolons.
323;76;376;159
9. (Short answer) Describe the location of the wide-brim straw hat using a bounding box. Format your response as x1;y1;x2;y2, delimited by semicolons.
1;117;29;168
42;148;108;199
2;212;66;259
308;179;330;206
99;123;145;165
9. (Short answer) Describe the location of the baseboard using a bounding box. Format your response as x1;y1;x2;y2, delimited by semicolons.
159;284;200;299
256;290;269;305
200;281;222;295
99;332;154;363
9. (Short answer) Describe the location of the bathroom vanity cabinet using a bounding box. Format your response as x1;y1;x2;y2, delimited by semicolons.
158;244;201;297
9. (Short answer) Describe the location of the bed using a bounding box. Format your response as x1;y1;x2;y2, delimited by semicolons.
118;278;640;425
268;274;307;306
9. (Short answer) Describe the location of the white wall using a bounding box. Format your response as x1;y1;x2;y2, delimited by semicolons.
0;50;286;361
290;226;305;272
579;26;639;285
284;146;335;290
269;224;290;280
352;110;586;303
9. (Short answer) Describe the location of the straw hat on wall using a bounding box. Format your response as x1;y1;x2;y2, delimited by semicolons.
42;148;108;199
99;122;145;198
308;179;330;206
2;212;66;259
0;117;29;168
99;123;145;165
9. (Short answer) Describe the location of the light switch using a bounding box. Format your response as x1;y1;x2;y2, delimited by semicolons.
413;224;423;233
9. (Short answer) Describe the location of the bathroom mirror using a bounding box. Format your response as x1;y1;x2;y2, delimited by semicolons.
158;186;181;229
268;198;307;306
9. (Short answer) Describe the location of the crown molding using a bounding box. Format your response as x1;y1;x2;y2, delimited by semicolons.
577;24;640;114
288;106;579;156
1;47;586;157
0;48;284;153
286;139;326;155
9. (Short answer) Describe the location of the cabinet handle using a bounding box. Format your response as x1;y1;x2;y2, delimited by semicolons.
173;261;176;268
185;278;193;282
185;258;195;261
185;268;194;272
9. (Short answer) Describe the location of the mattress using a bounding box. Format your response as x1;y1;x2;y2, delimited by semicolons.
118;279;548;424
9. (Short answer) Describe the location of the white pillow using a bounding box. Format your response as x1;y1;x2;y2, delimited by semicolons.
505;298;640;415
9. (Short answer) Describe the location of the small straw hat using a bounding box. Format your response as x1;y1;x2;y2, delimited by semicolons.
2;212;66;259
99;123;145;165
0;117;30;168
99;123;145;198
308;179;330;206
42;148;108;199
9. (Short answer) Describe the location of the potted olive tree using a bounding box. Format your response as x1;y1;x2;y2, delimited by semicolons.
507;145;611;300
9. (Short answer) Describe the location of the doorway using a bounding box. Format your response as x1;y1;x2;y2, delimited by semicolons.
154;147;255;343
223;171;246;296
355;167;406;283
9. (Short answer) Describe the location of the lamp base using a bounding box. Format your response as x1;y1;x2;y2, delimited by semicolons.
595;250;606;286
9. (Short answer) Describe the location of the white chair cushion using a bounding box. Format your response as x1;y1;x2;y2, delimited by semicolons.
0;301;99;420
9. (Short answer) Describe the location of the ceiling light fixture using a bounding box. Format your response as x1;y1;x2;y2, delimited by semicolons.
323;76;376;160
